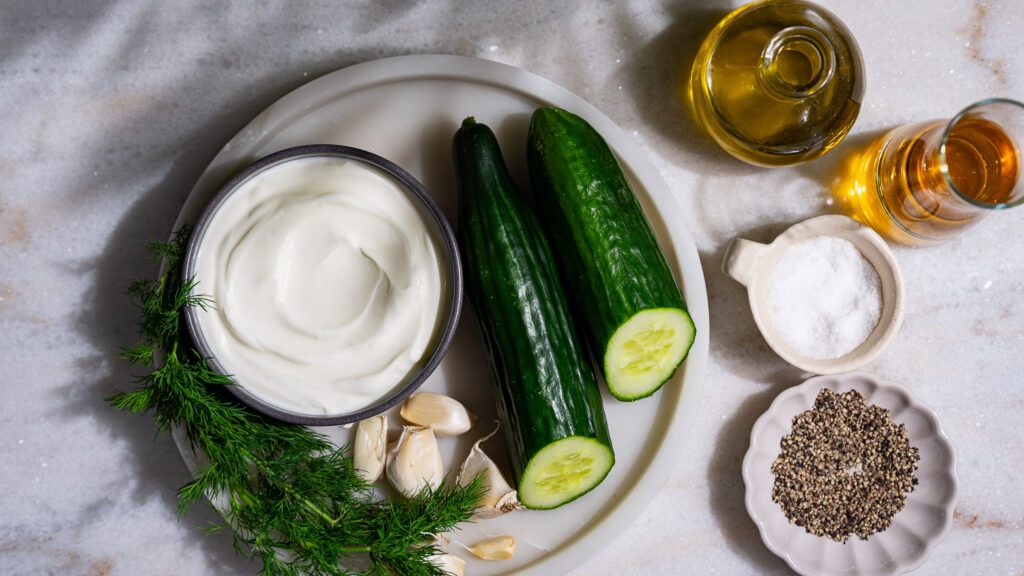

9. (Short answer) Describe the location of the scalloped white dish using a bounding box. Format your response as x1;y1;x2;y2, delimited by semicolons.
743;372;958;576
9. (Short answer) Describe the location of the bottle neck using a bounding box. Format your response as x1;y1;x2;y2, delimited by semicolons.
758;26;836;100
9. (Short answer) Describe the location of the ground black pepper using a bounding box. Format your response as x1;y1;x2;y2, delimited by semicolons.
771;388;920;542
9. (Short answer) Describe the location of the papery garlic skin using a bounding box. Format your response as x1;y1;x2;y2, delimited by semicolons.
426;553;465;576
495;491;521;513
467;535;516;560
353;415;387;483
386;425;444;497
457;426;522;518
400;393;475;437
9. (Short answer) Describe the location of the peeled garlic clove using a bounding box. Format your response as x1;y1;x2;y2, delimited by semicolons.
426;553;465;576
467;535;516;561
400;393;475;437
457;425;522;518
386;425;443;497
353;415;387;483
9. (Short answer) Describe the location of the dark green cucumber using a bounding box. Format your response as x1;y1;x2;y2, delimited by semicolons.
527;106;696;401
454;117;613;510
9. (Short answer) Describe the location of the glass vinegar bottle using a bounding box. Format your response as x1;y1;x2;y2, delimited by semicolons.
689;0;865;167
843;98;1024;245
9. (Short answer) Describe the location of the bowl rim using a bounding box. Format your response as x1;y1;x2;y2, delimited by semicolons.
742;372;959;576
181;144;463;426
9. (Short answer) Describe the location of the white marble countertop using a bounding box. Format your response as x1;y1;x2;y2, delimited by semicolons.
2;1;1022;575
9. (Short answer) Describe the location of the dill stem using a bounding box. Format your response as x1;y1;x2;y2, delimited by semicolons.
337;546;372;554
240;447;340;528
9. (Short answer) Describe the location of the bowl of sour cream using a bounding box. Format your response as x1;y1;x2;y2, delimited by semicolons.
182;144;461;425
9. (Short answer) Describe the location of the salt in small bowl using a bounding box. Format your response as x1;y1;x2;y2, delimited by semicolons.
722;214;904;374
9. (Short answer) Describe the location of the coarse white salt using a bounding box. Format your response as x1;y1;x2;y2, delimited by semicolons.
767;236;882;360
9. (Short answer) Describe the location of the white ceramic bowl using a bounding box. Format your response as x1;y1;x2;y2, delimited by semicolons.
722;214;905;374
743;372;958;576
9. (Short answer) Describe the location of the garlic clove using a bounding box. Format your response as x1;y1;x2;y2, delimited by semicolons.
353;415;387;483
456;425;522;518
386;425;444;498
496;491;522;513
467;535;516;561
400;393;476;437
426;553;465;576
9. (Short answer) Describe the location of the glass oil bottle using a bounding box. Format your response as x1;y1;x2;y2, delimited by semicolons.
689;0;865;167
838;98;1023;245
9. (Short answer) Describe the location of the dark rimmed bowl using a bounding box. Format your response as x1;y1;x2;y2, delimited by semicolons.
182;144;462;426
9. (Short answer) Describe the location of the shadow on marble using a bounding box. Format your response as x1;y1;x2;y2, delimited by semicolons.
693;218;810;572
0;1;118;67
60;41;458;573
698;220;805;382
697;220;812;570
706;369;802;575
619;0;765;178
64;120;268;575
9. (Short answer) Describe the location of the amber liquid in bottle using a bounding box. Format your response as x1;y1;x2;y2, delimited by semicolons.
860;118;1020;243
689;1;864;166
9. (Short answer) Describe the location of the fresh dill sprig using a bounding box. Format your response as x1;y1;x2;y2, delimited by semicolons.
110;226;482;576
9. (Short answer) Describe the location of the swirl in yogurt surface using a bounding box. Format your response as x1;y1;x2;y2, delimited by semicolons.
193;156;443;415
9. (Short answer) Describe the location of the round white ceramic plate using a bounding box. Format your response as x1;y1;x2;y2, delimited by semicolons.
169;55;709;575
743;372;957;576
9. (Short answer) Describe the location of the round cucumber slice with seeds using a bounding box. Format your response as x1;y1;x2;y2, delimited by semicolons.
519;436;615;510
604;308;695;401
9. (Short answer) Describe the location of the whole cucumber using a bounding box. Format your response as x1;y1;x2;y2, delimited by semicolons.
454;117;613;510
527;106;696;401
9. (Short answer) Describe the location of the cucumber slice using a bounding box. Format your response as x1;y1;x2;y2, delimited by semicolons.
519;436;615;510
604;308;695;400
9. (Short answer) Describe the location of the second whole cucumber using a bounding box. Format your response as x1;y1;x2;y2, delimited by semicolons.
527;106;696;402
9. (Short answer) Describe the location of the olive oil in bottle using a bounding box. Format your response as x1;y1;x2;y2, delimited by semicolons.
689;0;864;166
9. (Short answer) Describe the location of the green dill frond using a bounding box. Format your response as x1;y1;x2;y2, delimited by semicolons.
113;227;482;576
202;520;225;536
119;344;154;366
127;279;155;301
146;225;192;267
107;388;156;413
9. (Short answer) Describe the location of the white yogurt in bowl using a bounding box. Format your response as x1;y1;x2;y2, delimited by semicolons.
183;146;460;424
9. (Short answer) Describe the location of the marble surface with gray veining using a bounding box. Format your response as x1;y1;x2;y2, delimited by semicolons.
1;1;1022;575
